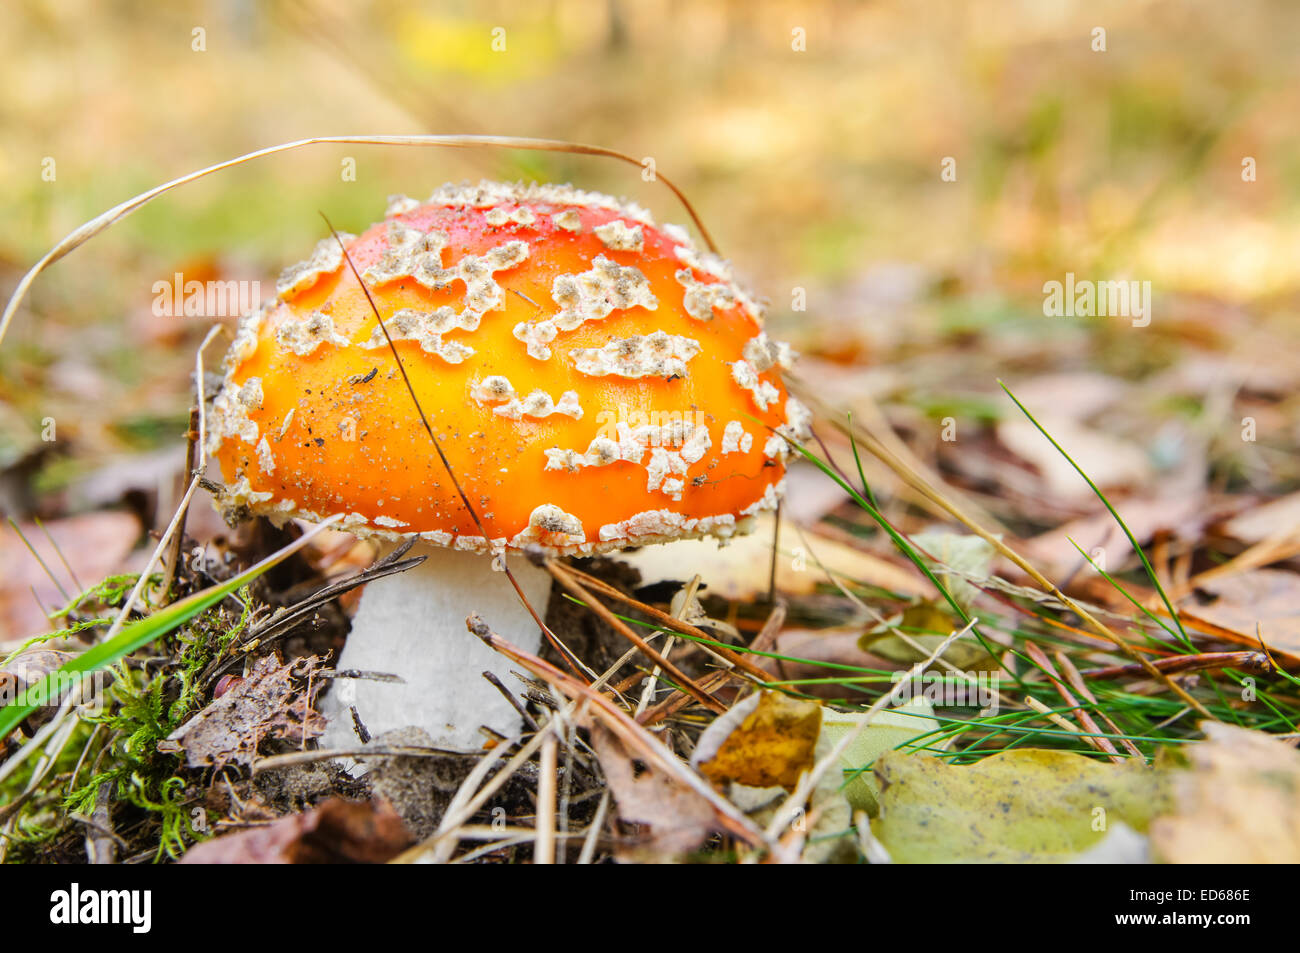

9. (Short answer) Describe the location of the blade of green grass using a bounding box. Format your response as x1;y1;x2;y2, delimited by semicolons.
845;411;880;510
999;380;1190;643
782;436;1021;685
1067;537;1190;648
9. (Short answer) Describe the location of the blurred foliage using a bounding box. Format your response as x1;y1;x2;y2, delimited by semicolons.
1;0;1298;472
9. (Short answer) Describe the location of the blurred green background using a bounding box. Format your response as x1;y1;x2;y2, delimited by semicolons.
2;0;1298;495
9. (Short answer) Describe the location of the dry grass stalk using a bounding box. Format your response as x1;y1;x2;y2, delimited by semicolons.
544;560;726;714
1023;641;1124;762
1055;651;1144;759
560;563;773;682
0;134;717;351
466;614;769;850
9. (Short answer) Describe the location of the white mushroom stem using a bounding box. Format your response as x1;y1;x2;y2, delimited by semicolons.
320;543;551;750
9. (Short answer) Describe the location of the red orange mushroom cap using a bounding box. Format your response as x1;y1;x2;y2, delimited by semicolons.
208;181;811;556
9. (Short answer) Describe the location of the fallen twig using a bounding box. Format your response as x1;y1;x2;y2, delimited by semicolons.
465;614;770;852
545;560;726;714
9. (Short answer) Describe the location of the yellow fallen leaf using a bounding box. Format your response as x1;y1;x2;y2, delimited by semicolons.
692;692;854;862
872;749;1172;863
697;691;821;791
820;697;942;813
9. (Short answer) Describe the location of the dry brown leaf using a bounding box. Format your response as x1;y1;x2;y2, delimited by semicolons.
180;798;412;864
0;511;142;643
1220;491;1300;545
1179;569;1300;661
1150;723;1300;863
1152;350;1300;400
697;691;822;791
765;628;902;700
1009;372;1130;423
997;417;1151;502
159;654;327;770
65;448;183;513
589;722;717;858
1021;494;1205;580
781;460;851;526
0;647;73;692
0;648;75;734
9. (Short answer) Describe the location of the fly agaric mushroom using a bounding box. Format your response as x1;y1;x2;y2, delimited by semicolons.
207;181;810;748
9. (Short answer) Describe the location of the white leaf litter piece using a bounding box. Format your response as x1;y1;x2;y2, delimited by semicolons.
276;234;356;299
470;375;583;420
570;331;700;380
513;256;659;360
510;504;587;548
544;420;711;502
676;268;736;321
730;358;781;411
360;307;477;364
594;220;644;251
721;420;754;455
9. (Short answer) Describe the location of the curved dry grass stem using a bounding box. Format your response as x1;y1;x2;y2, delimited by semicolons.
0;134;717;350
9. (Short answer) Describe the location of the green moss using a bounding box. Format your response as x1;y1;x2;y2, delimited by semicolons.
55;588;253;861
